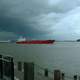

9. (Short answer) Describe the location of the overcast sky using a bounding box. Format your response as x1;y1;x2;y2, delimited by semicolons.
0;0;80;40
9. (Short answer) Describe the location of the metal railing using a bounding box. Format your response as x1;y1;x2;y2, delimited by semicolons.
14;62;54;80
0;54;14;80
1;56;80;80
34;63;53;80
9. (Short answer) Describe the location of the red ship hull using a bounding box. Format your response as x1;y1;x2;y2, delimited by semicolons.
16;40;55;44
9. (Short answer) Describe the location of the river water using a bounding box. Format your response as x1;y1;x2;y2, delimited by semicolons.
0;42;80;78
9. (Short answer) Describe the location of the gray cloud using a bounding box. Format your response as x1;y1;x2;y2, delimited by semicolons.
0;0;80;40
0;31;18;40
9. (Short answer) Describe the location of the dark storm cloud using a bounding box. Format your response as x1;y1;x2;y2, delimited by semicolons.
0;0;80;40
0;0;52;40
